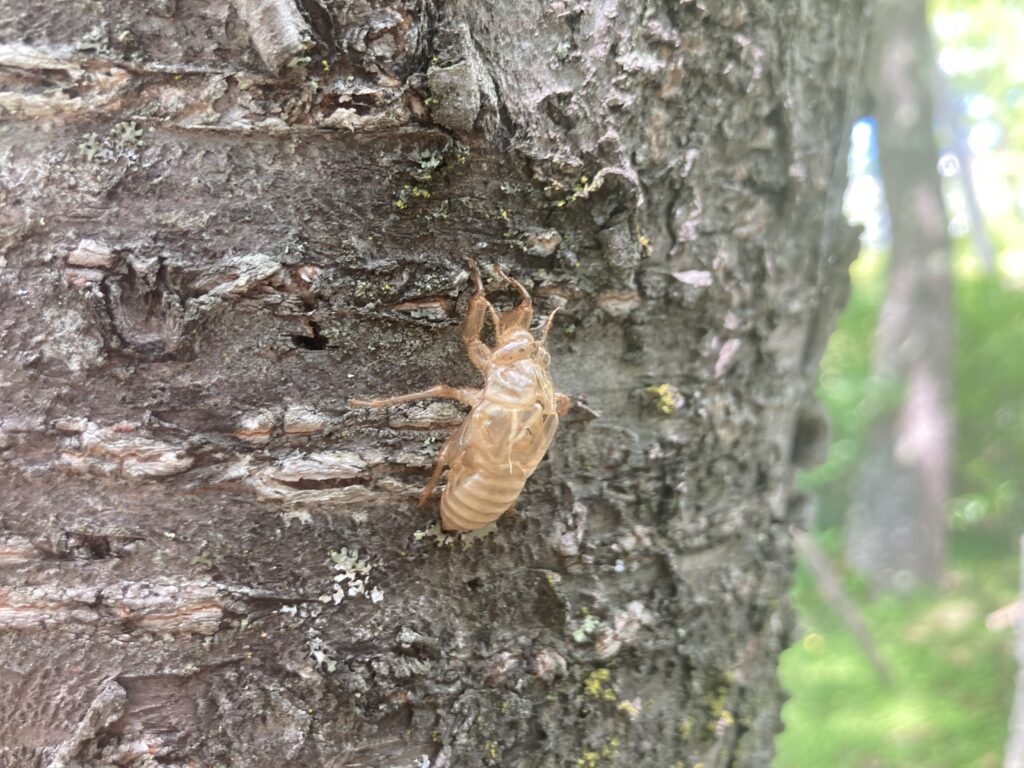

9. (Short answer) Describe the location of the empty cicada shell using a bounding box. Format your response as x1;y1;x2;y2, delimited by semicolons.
350;261;569;531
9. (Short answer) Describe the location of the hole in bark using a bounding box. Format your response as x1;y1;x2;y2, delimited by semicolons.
297;0;337;52
465;577;483;591
291;322;328;350
343;93;379;115
541;92;575;130
58;532;113;560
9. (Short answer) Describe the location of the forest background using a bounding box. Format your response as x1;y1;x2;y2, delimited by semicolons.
777;0;1024;766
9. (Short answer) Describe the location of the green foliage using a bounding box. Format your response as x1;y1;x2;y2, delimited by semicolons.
779;0;1024;761
932;0;1024;281
802;255;1024;532
777;261;1023;766
931;0;1024;148
796;251;901;529
952;274;1024;528
777;535;1017;768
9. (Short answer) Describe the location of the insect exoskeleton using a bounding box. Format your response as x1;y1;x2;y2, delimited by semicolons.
349;260;570;532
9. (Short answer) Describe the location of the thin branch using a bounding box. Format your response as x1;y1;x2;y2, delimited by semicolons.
793;528;892;685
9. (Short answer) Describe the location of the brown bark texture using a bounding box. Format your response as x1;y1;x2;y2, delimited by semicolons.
846;0;954;593
0;1;866;766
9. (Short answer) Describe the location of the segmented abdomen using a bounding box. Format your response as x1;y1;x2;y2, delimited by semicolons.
440;464;526;532
438;364;560;532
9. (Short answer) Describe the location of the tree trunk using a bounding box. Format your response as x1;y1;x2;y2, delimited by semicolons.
846;0;954;593
0;1;867;766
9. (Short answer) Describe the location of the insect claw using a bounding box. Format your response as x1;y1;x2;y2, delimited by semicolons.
496;265;530;303
418;486;436;507
465;257;484;295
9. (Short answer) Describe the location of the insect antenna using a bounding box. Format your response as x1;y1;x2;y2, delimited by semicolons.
540;306;561;344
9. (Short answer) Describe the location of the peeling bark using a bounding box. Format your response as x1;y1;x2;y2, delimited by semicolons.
0;1;868;766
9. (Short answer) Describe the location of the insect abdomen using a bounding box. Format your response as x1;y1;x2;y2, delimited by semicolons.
440;465;527;532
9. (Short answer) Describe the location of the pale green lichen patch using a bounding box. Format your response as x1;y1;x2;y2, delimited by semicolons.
295;545;385;674
575;736;621;768
392;184;431;210
413;149;445;183
78;133;101;161
544;174;603;208
111;120;144;150
322;546;383;605
616;698;642;719
645;383;685;414
572;614;600;643
703;676;736;736
78;121;145;166
392;142;468;213
583;668;617;702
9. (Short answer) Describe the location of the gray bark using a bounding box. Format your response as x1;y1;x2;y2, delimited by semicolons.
0;1;867;766
846;0;954;593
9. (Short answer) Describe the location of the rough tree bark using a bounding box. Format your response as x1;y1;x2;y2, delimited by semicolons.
0;1;867;766
846;0;954;593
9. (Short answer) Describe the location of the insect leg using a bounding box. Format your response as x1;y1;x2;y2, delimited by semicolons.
495;265;533;331
349;385;482;409
418;453;448;507
496;266;531;307
554;393;571;417
418;425;464;507
463;260;497;371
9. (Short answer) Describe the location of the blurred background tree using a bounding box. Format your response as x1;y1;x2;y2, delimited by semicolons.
846;0;955;593
777;0;1024;765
